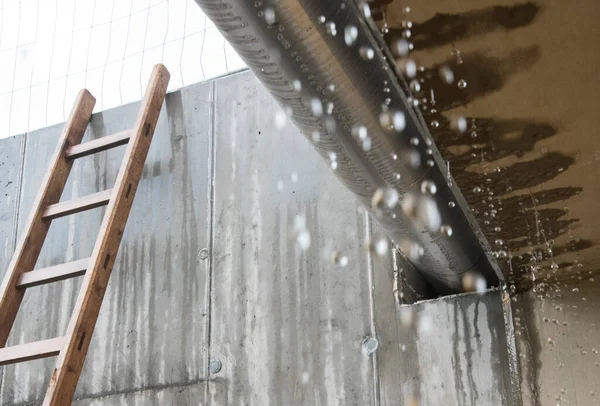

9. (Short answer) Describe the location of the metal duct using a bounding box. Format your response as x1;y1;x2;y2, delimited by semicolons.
195;0;502;293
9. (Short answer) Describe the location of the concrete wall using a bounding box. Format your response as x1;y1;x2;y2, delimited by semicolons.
0;71;514;405
513;284;600;405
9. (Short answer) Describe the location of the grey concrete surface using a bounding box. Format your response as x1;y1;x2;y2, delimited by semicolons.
513;284;600;405
1;71;515;405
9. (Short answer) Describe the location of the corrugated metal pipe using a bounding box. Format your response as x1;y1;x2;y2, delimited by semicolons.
194;0;503;293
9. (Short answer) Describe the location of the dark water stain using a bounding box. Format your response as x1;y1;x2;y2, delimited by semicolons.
452;304;468;405
380;8;590;288
513;293;542;405
418;47;541;113
402;2;541;50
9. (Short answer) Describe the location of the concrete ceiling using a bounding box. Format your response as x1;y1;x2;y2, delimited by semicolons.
374;0;600;291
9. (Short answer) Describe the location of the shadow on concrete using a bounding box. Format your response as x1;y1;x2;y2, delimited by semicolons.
395;2;541;50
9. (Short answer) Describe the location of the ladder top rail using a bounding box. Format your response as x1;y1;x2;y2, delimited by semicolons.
0;90;96;347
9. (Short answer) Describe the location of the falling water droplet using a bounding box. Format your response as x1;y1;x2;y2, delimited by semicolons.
448;201;456;208
440;225;453;237
410;137;419;146
439;65;454;84
370;237;389;256
353;126;369;140
372;187;399;210
361;2;372;18
310;98;323;117
292;79;302;92
473;186;482;193
275;110;286;128
359;46;375;60
344;25;358;47
457;79;467;89
326;21;337;36
430;120;440;128
409;80;421;93
420;180;437;195
296;230;311;250
402;59;417;78
391;39;410;57
317;15;326;24
264;7;276;25
454;116;467;133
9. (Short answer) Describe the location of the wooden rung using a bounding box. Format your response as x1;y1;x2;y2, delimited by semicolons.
42;189;112;221
16;258;89;289
0;337;65;366
65;130;131;160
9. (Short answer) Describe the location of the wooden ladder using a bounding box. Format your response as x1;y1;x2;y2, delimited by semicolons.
0;64;170;405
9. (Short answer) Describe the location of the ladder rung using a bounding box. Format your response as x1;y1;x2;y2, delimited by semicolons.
65;130;131;160
16;258;89;289
0;337;65;366
43;189;112;221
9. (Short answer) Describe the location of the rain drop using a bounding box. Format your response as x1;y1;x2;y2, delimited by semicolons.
439;65;454;84
264;7;276;25
457;79;468;89
391;39;410;57
361;2;372;18
448;201;456;208
372;187;399;210
430;120;440;128
296;230;311;250
454;116;467;133
410;137;419;146
292;79;302;92
275;110;287;128
407;150;421;168
409;80;421;93
402;59;417;78
291;172;298;183
440;225;453;237
317;15;326;24
417;196;441;231
399;239;424;262
326;21;337;36
420;180;437;195
362;137;372;151
344;25;358;46
310;98;323;117
359;46;375;60
371;237;389;256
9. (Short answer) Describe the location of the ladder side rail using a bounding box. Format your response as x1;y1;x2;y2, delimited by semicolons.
43;64;170;406
0;90;96;346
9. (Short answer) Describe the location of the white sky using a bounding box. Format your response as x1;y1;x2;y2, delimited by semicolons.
0;0;246;139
